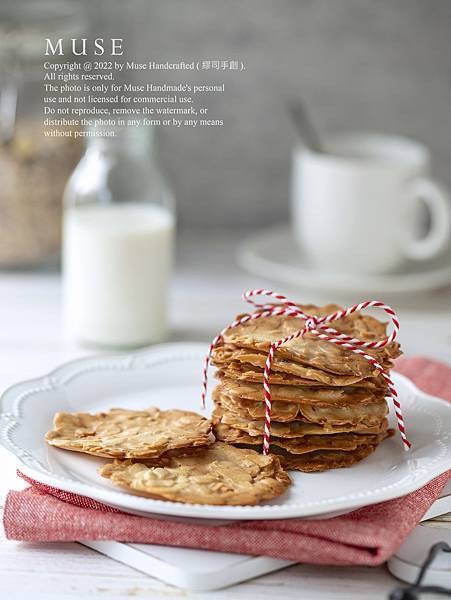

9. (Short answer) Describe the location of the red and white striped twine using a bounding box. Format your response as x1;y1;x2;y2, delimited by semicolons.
202;289;411;454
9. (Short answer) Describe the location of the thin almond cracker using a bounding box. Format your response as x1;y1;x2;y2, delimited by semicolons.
99;441;291;505
213;386;388;426
212;403;388;437
215;365;386;390
275;445;380;472
217;377;387;406
214;421;392;455
222;304;401;375
212;346;377;385
45;408;212;459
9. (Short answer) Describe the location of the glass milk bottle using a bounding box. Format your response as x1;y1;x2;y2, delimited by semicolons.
63;127;175;348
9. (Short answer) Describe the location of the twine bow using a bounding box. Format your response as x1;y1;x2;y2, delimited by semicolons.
202;289;410;453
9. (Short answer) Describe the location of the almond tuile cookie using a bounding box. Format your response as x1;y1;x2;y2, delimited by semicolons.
213;387;388;426
275;444;380;472
213;422;392;454
45;408;212;459
215;365;387;390
212;344;395;379
212;346;378;386
212;403;388;437
98;441;291;505
222;304;401;375
216;378;388;406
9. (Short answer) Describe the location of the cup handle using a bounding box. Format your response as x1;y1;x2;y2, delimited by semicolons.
403;177;451;261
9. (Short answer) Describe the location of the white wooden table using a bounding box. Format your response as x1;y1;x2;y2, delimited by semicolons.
1;229;450;600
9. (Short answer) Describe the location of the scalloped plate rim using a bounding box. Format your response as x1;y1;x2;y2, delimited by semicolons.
0;342;450;520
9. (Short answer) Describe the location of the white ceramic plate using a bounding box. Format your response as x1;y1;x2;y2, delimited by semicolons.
238;226;451;295
0;342;450;520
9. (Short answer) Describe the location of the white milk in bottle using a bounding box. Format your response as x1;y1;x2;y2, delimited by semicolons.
62;127;175;347
63;203;174;347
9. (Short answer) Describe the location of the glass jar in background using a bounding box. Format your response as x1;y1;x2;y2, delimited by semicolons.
63;126;176;348
0;1;84;268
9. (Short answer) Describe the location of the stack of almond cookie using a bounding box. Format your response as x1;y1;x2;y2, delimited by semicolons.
211;304;401;472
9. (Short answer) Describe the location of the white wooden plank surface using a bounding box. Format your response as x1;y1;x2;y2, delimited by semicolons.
1;229;450;599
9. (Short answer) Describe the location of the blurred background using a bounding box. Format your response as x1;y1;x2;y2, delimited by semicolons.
2;0;451;230
77;0;451;227
0;0;450;367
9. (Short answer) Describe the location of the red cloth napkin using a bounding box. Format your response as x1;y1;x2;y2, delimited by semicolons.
3;357;451;566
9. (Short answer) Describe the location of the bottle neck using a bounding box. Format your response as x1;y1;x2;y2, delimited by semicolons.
85;126;156;159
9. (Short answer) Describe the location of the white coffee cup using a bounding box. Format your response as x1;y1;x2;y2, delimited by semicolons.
291;132;451;274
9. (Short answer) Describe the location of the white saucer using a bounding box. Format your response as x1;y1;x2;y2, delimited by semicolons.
1;343;450;521
238;226;451;295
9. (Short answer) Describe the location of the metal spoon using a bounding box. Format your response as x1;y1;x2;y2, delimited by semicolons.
289;100;324;154
0;81;18;144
